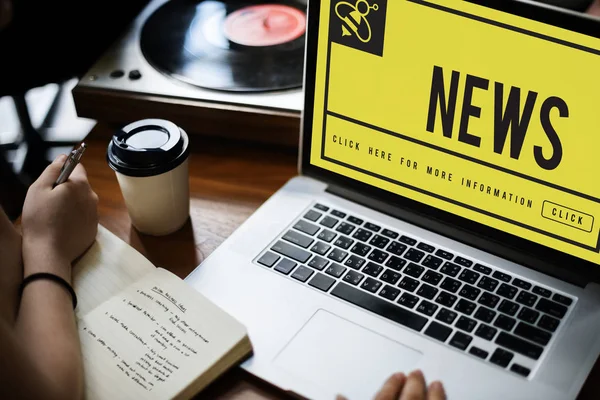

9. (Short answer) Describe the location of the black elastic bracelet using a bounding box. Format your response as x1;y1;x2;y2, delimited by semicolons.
21;273;78;310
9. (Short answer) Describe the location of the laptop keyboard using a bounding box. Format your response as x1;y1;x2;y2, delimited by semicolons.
254;203;576;379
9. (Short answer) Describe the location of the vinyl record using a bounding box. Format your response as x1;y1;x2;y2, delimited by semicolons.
140;0;307;92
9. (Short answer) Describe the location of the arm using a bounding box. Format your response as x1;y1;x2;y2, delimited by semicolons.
0;207;22;325
10;155;98;400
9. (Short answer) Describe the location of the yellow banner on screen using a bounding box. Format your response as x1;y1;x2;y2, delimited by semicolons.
310;0;600;264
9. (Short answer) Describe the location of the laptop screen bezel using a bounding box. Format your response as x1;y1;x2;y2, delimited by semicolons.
299;0;600;284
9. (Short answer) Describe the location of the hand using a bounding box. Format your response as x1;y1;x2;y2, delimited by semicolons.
337;370;446;400
21;155;99;277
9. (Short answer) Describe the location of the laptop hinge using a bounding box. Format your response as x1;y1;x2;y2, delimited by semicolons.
326;183;595;288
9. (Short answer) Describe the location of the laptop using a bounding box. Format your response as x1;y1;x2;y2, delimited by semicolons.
185;0;600;398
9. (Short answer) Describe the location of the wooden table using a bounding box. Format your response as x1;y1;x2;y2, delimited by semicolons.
84;123;599;400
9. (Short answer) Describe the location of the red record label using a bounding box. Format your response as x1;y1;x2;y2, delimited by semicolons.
223;4;306;47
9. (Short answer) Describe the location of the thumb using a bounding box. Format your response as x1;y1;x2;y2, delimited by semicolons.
34;154;68;188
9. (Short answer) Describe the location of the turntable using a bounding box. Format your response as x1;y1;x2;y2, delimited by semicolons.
72;0;306;146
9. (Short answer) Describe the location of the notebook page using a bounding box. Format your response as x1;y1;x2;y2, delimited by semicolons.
73;225;155;317
78;267;249;400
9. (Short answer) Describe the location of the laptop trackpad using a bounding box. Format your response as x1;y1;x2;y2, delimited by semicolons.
274;309;423;399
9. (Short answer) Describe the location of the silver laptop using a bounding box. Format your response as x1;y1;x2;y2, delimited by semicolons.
185;0;600;398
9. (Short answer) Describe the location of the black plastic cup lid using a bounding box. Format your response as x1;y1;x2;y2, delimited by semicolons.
107;119;190;177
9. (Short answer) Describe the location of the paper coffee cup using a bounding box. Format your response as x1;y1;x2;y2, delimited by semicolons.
107;119;190;236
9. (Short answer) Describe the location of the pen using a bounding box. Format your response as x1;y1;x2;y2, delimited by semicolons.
53;143;87;188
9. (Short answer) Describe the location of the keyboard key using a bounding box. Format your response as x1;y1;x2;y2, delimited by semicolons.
350;243;371;257
417;242;435;253
458;269;480;285
343;270;364;285
454;257;473;268
435;249;454;260
478;292;500;309
345;255;366;270
379;285;401;301
404;248;425;262
271;241;311;263
352;228;373;242
417;283;438;300
399;235;417;246
308;256;329;271
283;230;314;248
257;252;280;267
517;307;540;324
308;273;336;292
456;316;477;332
490;348;514;368
381;269;402;285
370;235;390;249
416;300;438;316
368;249;389;264
440;277;461;293
495;332;543;360
435;292;457;308
334;236;354;250
331;210;346;218
498;300;520;316
325;263;347;278
516;291;537;307
398;293;420;309
422;270;443;286
425;321;452;342
293;220;319;236
514;322;552;345
494;314;517;331
274;259;297;275
510;364;531;378
304;210;322;222
366;223;383;232
314;203;329;211
291;266;314;282
399;277;420;292
336;222;356;235
478;276;499;292
473;263;492;275
455;299;476;316
533;286;552;298
449;331;473;350
331;282;428;331
538;314;560;332
404;263;425;279
440;262;461;277
363;262;383;278
492;271;512;283
475;324;498;341
347;216;363;225
497;283;518;300
535;298;567;319
474;307;496;323
385;256;407;271
436;308;458;324
387;241;408;256
327;248;348;263
459;284;480;301
469;346;489;359
512;278;532;290
422;255;443;270
317;229;337;243
361;277;383;293
552;293;573;306
311;241;331;256
381;228;398;237
320;216;338;228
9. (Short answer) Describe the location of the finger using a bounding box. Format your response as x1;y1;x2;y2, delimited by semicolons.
67;163;89;183
374;373;406;400
427;381;446;400
336;395;348;400
399;370;426;400
33;154;68;188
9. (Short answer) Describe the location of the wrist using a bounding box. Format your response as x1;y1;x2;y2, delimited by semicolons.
22;239;72;283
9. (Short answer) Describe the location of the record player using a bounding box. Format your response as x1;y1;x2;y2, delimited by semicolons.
72;0;307;146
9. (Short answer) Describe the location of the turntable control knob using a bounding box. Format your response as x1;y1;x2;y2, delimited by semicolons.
129;70;142;80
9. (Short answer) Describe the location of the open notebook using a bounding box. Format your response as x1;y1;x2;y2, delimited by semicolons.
72;225;252;400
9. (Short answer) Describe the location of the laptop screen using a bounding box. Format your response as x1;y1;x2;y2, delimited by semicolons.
306;0;600;266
